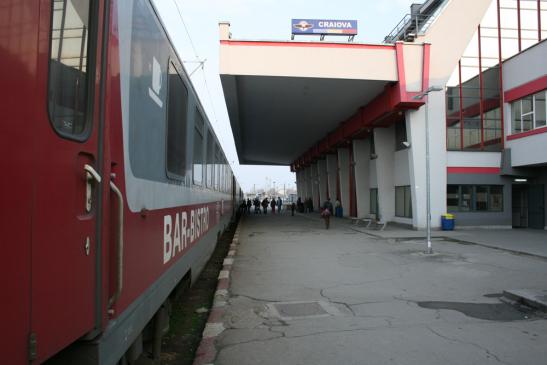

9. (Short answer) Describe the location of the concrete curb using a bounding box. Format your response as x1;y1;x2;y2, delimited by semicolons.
502;289;547;312
192;221;241;365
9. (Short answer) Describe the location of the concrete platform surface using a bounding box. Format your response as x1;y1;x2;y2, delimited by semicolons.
213;213;547;365
352;223;547;259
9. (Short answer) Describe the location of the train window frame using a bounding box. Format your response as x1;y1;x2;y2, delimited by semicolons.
193;108;205;186
165;60;189;181
47;0;99;142
215;143;221;191
206;130;215;189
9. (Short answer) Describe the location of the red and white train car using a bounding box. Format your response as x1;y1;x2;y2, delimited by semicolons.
0;0;243;363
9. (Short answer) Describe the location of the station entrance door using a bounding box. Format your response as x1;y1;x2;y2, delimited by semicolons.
512;184;545;229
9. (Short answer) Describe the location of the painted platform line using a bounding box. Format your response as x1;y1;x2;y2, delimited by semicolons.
193;221;241;365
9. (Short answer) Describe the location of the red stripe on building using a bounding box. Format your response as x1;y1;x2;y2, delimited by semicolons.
504;74;547;102
507;125;547;141
447;167;501;174
220;40;393;50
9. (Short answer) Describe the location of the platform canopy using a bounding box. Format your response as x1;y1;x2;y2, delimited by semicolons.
219;23;430;166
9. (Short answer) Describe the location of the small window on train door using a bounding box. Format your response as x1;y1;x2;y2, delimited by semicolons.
48;0;94;140
193;109;205;185
206;130;214;188
166;62;189;180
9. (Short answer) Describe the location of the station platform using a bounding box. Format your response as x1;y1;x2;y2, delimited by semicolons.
206;212;547;365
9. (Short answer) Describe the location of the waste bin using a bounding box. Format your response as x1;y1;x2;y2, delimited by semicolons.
441;214;455;231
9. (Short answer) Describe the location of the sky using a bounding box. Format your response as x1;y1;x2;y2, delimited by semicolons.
152;0;417;193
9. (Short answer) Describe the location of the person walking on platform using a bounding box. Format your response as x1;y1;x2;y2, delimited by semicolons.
262;198;269;214
297;197;304;213
270;198;276;214
291;201;296;216
277;197;282;213
254;198;261;214
246;198;252;214
334;199;342;217
321;198;334;229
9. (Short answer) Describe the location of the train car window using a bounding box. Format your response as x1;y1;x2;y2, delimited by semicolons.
48;0;92;139
215;144;221;191
206;131;214;188
193;110;204;185
224;159;229;192
166;62;189;180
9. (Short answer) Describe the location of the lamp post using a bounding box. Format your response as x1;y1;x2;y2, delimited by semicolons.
413;86;443;254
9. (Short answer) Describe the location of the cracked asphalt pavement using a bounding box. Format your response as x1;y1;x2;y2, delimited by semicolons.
214;213;547;365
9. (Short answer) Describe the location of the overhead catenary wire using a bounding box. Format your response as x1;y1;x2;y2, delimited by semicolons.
170;0;218;128
169;0;238;175
172;0;200;63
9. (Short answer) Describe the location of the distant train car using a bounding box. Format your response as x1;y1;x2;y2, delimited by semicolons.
0;0;242;363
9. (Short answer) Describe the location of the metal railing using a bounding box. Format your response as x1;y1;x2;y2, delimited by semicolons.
384;13;435;43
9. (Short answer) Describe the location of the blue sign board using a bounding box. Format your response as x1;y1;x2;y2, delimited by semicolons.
291;19;358;36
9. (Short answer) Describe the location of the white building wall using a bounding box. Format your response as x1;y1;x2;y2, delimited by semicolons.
353;139;370;218
503;41;547;167
310;163;320;209
296;170;304;196
373;126;395;222
394;149;411;186
317;159;328;205
503;41;547;92
338;148;351;217
507;134;547;167
407;91;447;229
369;159;378;189
326;154;338;200
447;151;501;167
305;167;313;201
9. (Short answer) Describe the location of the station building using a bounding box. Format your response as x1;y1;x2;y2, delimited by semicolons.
219;0;547;229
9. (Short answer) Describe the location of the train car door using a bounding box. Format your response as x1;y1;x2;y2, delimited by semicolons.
30;0;105;362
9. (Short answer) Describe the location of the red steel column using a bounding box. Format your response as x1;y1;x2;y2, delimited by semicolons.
497;0;505;149
478;25;485;150
538;0;542;41
517;0;522;52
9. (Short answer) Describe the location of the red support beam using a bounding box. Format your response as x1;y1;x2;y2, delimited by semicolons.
293;42;431;165
539;0;542;41
517;0;522;52
497;0;505;149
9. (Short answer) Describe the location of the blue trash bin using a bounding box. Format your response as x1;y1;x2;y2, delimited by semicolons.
441;214;455;231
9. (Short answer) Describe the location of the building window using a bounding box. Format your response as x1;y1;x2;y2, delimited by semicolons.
206;131;214;188
370;188;378;215
395;186;412;218
193;110;204;185
48;0;92;139
511;90;547;134
447;185;503;212
395;120;408;151
166;62;189;180
447;185;459;211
